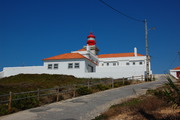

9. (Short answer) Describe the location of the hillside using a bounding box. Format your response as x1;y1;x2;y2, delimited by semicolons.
0;74;104;95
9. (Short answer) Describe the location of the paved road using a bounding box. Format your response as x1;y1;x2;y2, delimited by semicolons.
0;74;170;120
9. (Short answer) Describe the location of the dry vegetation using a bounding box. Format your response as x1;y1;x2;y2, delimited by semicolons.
94;77;180;120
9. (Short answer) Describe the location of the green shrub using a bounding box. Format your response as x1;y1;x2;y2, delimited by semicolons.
110;98;142;108
92;114;107;120
0;104;9;116
163;77;180;105
149;77;180;106
12;94;39;110
76;87;92;95
114;82;124;87
95;84;110;91
124;80;131;85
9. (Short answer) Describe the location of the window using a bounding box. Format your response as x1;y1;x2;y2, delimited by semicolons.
133;62;136;65
68;63;73;69
126;62;130;65
113;63;116;66
107;63;109;66
48;64;52;69
139;62;143;65
74;63;80;68
88;65;94;72
54;64;58;69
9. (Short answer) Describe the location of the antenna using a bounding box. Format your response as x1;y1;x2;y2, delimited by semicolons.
90;25;93;34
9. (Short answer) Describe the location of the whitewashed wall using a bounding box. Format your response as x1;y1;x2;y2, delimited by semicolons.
43;59;93;77
1;56;149;79
3;66;46;77
85;65;146;79
0;71;4;78
1;58;96;78
170;70;179;79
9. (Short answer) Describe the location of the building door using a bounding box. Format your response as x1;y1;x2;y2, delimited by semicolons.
88;65;94;72
177;71;180;78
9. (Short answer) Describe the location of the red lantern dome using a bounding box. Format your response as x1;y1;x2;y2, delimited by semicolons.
87;32;96;46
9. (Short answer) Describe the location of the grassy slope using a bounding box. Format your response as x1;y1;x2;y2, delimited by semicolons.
0;74;102;95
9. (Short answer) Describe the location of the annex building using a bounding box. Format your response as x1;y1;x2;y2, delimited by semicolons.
170;66;180;79
0;33;151;79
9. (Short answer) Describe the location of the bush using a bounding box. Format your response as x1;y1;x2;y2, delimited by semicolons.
12;94;39;110
163;77;180;105
92;114;107;120
76;87;92;95
95;84;110;91
110;98;142;108
148;77;180;106
114;82;124;87
0;104;9;116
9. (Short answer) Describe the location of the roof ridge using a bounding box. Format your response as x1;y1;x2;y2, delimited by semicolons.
98;52;134;55
98;52;144;58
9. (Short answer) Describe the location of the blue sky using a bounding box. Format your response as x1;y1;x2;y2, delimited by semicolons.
0;0;180;74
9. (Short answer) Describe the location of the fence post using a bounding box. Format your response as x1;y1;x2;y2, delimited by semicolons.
150;74;153;80
88;80;90;89
123;77;125;85
37;89;40;101
111;79;114;88
73;85;76;98
153;74;155;80
141;75;144;81
8;91;12;112
132;76;134;80
56;87;60;102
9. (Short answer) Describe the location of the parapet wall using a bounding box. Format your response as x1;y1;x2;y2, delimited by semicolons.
0;71;4;78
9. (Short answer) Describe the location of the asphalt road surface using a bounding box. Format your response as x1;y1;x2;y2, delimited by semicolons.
0;74;170;120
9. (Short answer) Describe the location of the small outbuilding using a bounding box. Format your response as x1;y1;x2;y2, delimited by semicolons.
170;66;180;79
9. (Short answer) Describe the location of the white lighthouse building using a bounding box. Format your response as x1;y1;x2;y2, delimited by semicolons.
0;33;151;79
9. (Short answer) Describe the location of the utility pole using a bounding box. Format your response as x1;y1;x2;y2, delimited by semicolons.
144;19;150;80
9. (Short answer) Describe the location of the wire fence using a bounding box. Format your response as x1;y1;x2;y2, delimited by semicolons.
0;75;154;111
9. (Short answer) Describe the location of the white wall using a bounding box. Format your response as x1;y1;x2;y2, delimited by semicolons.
170;70;179;79
1;56;149;79
1;58;97;78
85;64;146;79
43;59;89;77
2;59;88;78
0;71;4;78
3;66;46;77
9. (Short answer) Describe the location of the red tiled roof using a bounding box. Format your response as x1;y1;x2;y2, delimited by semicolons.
43;53;97;65
43;53;86;60
77;48;86;51
98;53;144;58
173;66;180;70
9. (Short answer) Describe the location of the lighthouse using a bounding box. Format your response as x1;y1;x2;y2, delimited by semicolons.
86;32;99;55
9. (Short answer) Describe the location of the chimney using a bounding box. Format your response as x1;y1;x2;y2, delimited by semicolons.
134;47;137;57
86;44;90;52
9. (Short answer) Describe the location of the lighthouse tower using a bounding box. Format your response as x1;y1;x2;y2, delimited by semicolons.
86;32;99;55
